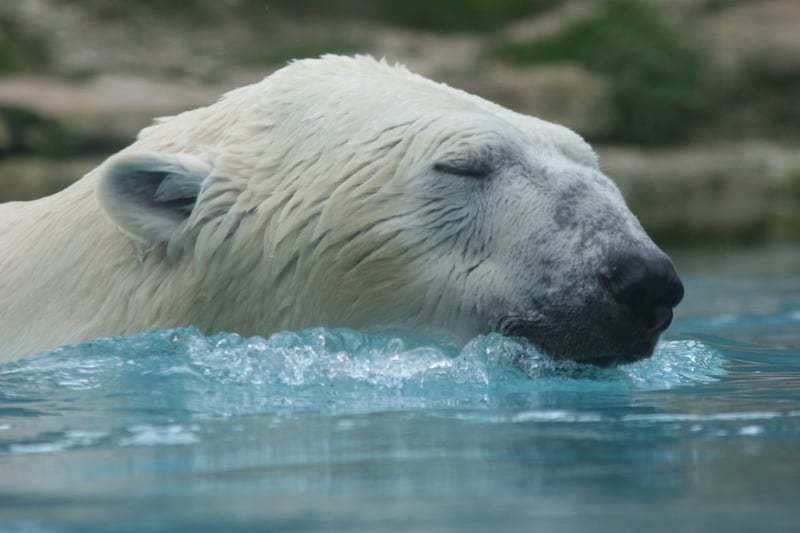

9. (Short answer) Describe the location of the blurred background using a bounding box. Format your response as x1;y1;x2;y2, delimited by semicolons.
1;0;798;246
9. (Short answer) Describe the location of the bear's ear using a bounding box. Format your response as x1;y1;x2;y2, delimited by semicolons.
97;151;212;253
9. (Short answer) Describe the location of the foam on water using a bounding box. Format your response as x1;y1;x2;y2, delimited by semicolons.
0;327;725;420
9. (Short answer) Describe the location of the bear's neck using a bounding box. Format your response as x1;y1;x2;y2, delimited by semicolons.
0;173;210;361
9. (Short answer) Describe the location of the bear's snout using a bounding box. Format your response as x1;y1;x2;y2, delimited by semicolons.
601;249;684;340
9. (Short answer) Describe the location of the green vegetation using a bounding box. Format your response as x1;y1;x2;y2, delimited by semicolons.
64;0;560;33
0;108;67;157
371;0;559;32
727;64;800;141
271;0;561;32
57;0;230;22
0;20;50;74
0;107;126;158
495;0;702;144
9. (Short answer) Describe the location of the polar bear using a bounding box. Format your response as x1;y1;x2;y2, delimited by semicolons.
0;55;683;365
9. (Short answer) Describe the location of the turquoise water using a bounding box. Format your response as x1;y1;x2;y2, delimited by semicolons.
1;245;799;532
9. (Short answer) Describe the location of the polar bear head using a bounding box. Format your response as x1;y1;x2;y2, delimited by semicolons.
97;55;683;365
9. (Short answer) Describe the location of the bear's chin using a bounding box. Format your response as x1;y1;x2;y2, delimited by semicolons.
500;318;662;367
573;336;660;367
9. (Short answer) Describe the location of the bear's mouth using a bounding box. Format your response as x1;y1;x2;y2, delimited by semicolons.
497;316;662;367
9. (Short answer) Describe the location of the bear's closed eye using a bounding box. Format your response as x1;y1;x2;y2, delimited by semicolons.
433;160;490;179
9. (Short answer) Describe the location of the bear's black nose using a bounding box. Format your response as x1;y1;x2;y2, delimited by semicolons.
602;250;684;333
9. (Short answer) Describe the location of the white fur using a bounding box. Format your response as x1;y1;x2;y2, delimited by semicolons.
0;55;648;362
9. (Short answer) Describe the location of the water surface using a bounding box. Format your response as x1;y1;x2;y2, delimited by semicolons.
1;245;799;532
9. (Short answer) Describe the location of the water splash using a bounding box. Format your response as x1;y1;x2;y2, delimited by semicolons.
0;327;725;418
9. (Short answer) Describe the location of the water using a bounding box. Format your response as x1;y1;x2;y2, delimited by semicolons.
1;245;799;532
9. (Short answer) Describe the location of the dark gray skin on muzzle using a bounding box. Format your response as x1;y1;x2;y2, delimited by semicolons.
456;152;684;366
